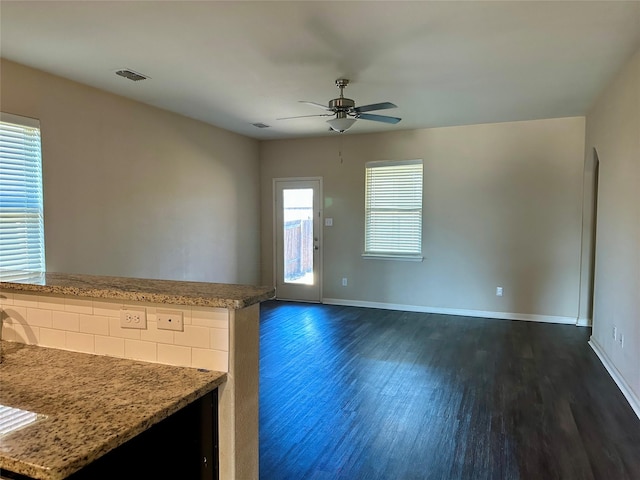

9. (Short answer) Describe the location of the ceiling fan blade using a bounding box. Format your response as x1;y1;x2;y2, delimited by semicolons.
356;113;401;124
277;113;334;120
299;101;331;110
353;102;397;113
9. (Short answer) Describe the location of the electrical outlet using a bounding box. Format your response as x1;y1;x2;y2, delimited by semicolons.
618;332;624;349
342;277;348;287
120;308;147;329
496;286;503;297
157;310;184;331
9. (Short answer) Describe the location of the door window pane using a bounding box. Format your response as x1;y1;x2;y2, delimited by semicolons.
283;188;314;285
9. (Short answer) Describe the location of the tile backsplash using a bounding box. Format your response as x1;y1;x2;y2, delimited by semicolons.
0;290;229;372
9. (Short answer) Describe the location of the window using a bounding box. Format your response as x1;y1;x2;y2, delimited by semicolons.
364;159;423;260
0;113;45;275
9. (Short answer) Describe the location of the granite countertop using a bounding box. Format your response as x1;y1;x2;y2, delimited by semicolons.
0;271;275;309
0;341;226;480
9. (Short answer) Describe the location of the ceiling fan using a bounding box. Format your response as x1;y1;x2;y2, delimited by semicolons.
277;79;401;132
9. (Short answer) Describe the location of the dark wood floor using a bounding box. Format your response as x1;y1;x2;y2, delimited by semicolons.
258;301;640;480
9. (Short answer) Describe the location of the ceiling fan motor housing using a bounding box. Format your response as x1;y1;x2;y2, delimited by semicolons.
329;97;355;111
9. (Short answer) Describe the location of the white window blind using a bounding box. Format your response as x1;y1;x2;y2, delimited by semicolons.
364;159;423;259
0;113;45;274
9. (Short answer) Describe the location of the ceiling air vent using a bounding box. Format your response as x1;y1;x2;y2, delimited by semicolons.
115;68;149;82
252;123;270;128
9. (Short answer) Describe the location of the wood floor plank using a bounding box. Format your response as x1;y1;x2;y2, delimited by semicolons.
259;301;640;480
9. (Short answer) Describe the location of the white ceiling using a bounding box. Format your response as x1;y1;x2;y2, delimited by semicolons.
1;1;639;140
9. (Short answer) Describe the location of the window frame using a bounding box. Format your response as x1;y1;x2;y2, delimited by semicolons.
0;112;46;275
362;159;424;262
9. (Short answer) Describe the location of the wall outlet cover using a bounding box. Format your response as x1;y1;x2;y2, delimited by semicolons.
157;310;184;331
120;308;147;329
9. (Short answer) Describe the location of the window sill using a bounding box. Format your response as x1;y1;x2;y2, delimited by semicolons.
361;253;424;262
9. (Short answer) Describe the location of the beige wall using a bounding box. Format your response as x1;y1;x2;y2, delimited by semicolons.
1;59;589;322
585;46;640;403
1;59;261;284
261;117;586;320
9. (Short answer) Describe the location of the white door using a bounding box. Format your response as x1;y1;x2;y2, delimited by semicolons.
274;178;322;302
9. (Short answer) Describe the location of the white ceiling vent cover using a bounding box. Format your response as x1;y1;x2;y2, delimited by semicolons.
115;68;150;81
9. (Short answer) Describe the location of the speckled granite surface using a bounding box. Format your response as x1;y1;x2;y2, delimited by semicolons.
0;341;226;480
0;271;275;309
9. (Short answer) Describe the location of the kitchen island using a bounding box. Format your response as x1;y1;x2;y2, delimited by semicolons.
0;271;275;480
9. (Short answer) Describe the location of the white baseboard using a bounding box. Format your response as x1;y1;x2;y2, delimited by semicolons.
589;338;640;420
322;298;578;325
577;317;592;327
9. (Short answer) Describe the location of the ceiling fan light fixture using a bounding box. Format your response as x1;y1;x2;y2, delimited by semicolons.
327;117;356;133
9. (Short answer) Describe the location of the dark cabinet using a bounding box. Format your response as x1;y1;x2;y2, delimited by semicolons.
67;390;218;480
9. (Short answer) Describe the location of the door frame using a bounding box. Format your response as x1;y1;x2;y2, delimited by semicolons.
578;148;600;327
272;177;323;302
